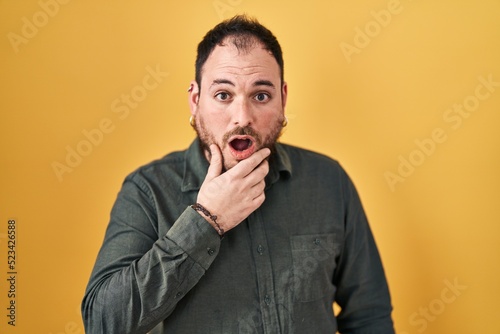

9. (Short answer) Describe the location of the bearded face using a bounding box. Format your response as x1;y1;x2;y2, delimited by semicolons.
195;117;284;171
188;37;287;171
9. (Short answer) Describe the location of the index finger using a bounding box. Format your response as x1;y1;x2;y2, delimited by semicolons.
227;148;271;178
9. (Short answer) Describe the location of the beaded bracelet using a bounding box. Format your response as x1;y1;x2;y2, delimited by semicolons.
191;203;225;238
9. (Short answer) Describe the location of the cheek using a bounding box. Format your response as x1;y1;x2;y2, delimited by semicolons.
258;109;283;127
199;113;228;138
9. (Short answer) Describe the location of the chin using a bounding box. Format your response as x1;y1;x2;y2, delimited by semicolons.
223;160;238;171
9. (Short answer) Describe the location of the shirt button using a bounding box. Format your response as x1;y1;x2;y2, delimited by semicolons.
257;244;264;255
174;292;182;299
264;295;271;305
313;238;321;245
207;247;215;256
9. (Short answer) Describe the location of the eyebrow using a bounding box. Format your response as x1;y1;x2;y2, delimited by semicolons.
211;79;235;87
210;79;276;89
254;80;275;89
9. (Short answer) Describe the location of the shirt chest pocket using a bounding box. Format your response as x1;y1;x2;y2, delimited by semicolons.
290;233;340;302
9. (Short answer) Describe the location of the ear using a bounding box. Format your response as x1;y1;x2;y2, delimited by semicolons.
281;82;288;110
188;80;200;116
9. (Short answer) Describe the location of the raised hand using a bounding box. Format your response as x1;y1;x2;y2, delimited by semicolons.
196;144;270;232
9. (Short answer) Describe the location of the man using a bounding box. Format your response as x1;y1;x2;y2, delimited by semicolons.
82;15;395;334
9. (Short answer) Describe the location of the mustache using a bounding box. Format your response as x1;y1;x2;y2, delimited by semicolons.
222;126;262;147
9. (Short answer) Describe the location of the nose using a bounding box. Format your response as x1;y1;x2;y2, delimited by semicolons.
232;98;254;127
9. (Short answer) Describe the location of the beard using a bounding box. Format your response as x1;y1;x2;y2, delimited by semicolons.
195;116;284;171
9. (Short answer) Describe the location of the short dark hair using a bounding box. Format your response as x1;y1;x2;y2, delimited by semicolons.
195;15;284;88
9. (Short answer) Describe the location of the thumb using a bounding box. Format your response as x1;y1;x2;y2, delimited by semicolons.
205;144;223;181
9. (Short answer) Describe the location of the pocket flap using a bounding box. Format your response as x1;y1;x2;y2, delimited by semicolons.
290;233;338;251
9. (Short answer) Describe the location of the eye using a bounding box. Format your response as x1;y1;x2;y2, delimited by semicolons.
215;92;231;101
254;92;271;102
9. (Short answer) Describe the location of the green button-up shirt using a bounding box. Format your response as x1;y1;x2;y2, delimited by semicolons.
82;139;394;333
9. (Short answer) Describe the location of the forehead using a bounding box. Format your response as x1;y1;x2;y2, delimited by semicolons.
201;39;281;83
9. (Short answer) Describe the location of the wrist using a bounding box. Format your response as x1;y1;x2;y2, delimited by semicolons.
191;203;225;239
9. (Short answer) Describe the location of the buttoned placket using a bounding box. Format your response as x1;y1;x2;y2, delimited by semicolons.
246;209;281;333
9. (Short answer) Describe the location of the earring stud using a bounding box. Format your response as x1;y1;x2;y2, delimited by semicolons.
282;116;288;127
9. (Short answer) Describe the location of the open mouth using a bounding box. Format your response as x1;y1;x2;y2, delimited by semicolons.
230;138;252;151
228;136;255;160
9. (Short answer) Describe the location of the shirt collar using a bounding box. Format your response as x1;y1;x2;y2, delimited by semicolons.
181;138;292;193
266;142;292;187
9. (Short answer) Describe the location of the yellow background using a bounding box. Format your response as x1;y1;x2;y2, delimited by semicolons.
1;0;499;333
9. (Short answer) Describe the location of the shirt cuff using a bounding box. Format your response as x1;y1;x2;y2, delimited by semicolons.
165;206;221;270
